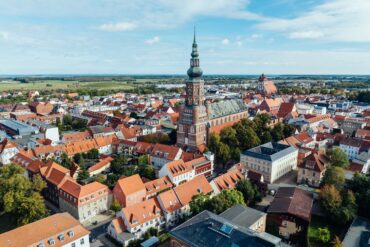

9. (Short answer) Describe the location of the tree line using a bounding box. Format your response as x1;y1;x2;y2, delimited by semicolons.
208;113;295;168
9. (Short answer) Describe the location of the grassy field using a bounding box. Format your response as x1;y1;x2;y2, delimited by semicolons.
0;80;136;91
308;215;342;247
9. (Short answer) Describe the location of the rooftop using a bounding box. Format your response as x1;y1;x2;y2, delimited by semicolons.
220;204;266;229
170;210;281;247
242;142;296;162
0;213;90;247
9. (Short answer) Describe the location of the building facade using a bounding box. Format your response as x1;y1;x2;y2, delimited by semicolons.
240;142;298;183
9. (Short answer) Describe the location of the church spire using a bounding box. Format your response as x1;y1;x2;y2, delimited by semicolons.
187;26;203;78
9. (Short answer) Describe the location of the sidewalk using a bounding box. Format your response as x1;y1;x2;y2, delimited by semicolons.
83;211;115;229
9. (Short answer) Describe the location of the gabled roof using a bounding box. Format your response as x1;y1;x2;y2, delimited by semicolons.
115;174;145;196
277;103;295;118
0;213;90;247
174;175;213;206
88;156;113;173
165;160;193;177
299;151;329;172
268;187;313;221
40;161;70;187
60;180;108;199
144;176;173;196
212;169;244;192
157;189;182;213
150;143;181;161
122;198;162;228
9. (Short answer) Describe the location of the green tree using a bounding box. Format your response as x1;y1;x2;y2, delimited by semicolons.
236;179;262;206
283;124;295;138
110;199;121;212
233;123;260;150
347;173;370;217
217;142;231;166
271;123;284;142
0;164;48;226
320;185;342;214
77;165;90;182
208;189;245;214
317;227;331;243
326;148;349;168
321;166;345;189
60;153;73;169
220;127;239;147
190;193;211;215
208;133;221;154
138;164;156;180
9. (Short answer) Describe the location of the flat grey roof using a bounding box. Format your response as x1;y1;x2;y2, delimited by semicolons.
242;142;296;162
342;216;370;247
220;204;266;229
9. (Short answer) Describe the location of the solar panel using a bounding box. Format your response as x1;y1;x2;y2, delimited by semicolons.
220;224;233;235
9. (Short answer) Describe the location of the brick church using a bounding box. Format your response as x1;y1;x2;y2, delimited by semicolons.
176;31;248;152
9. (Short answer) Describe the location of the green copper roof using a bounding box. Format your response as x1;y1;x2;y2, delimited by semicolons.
187;27;203;78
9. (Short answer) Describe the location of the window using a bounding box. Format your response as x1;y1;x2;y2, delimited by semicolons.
58;234;64;241
80;238;85;245
48;239;55;246
68;230;75;237
71;243;75;247
37;243;44;247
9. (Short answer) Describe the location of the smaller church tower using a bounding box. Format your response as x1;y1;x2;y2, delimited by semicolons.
257;73;277;97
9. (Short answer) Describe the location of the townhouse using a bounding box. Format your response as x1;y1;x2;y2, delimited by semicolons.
150;143;183;169
297;151;330;187
59;180;112;222
209;169;244;195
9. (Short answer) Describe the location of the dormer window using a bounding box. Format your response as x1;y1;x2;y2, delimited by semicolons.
37;243;44;247
68;230;74;237
48;239;55;246
58;234;64;241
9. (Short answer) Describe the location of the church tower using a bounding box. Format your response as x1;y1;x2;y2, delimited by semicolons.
177;29;208;151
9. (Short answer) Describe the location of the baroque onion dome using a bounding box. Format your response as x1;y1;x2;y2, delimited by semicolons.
187;28;203;78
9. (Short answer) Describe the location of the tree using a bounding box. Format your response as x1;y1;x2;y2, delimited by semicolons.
168;129;177;144
0;164;48;226
236;179;262;206
320;185;342;215
190;193;211;215
220;127;239;147
320;185;357;225
317;227;331;244
331;236;343;247
347;173;370;217
260;130;272;144
208;133;221;154
217;142;231;166
77;165;90;182
233;123;260;150
271;123;284;142
327;148;349;168
60;153;73;169
208;189;245;214
138;154;149;166
283;124;295;138
138;164;156;180
321;166;345;189
110;199;121;212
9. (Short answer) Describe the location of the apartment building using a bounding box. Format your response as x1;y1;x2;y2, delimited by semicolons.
240;142;298;183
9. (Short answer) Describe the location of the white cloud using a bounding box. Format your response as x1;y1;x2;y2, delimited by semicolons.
0;31;9;40
236;41;243;47
98;22;137;32
257;0;370;42
289;31;324;39
251;34;262;39
221;38;230;45
145;36;160;45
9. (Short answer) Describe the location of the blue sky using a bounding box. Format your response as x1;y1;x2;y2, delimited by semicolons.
0;0;370;75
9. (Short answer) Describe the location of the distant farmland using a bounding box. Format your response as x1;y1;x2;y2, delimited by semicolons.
0;80;136;91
